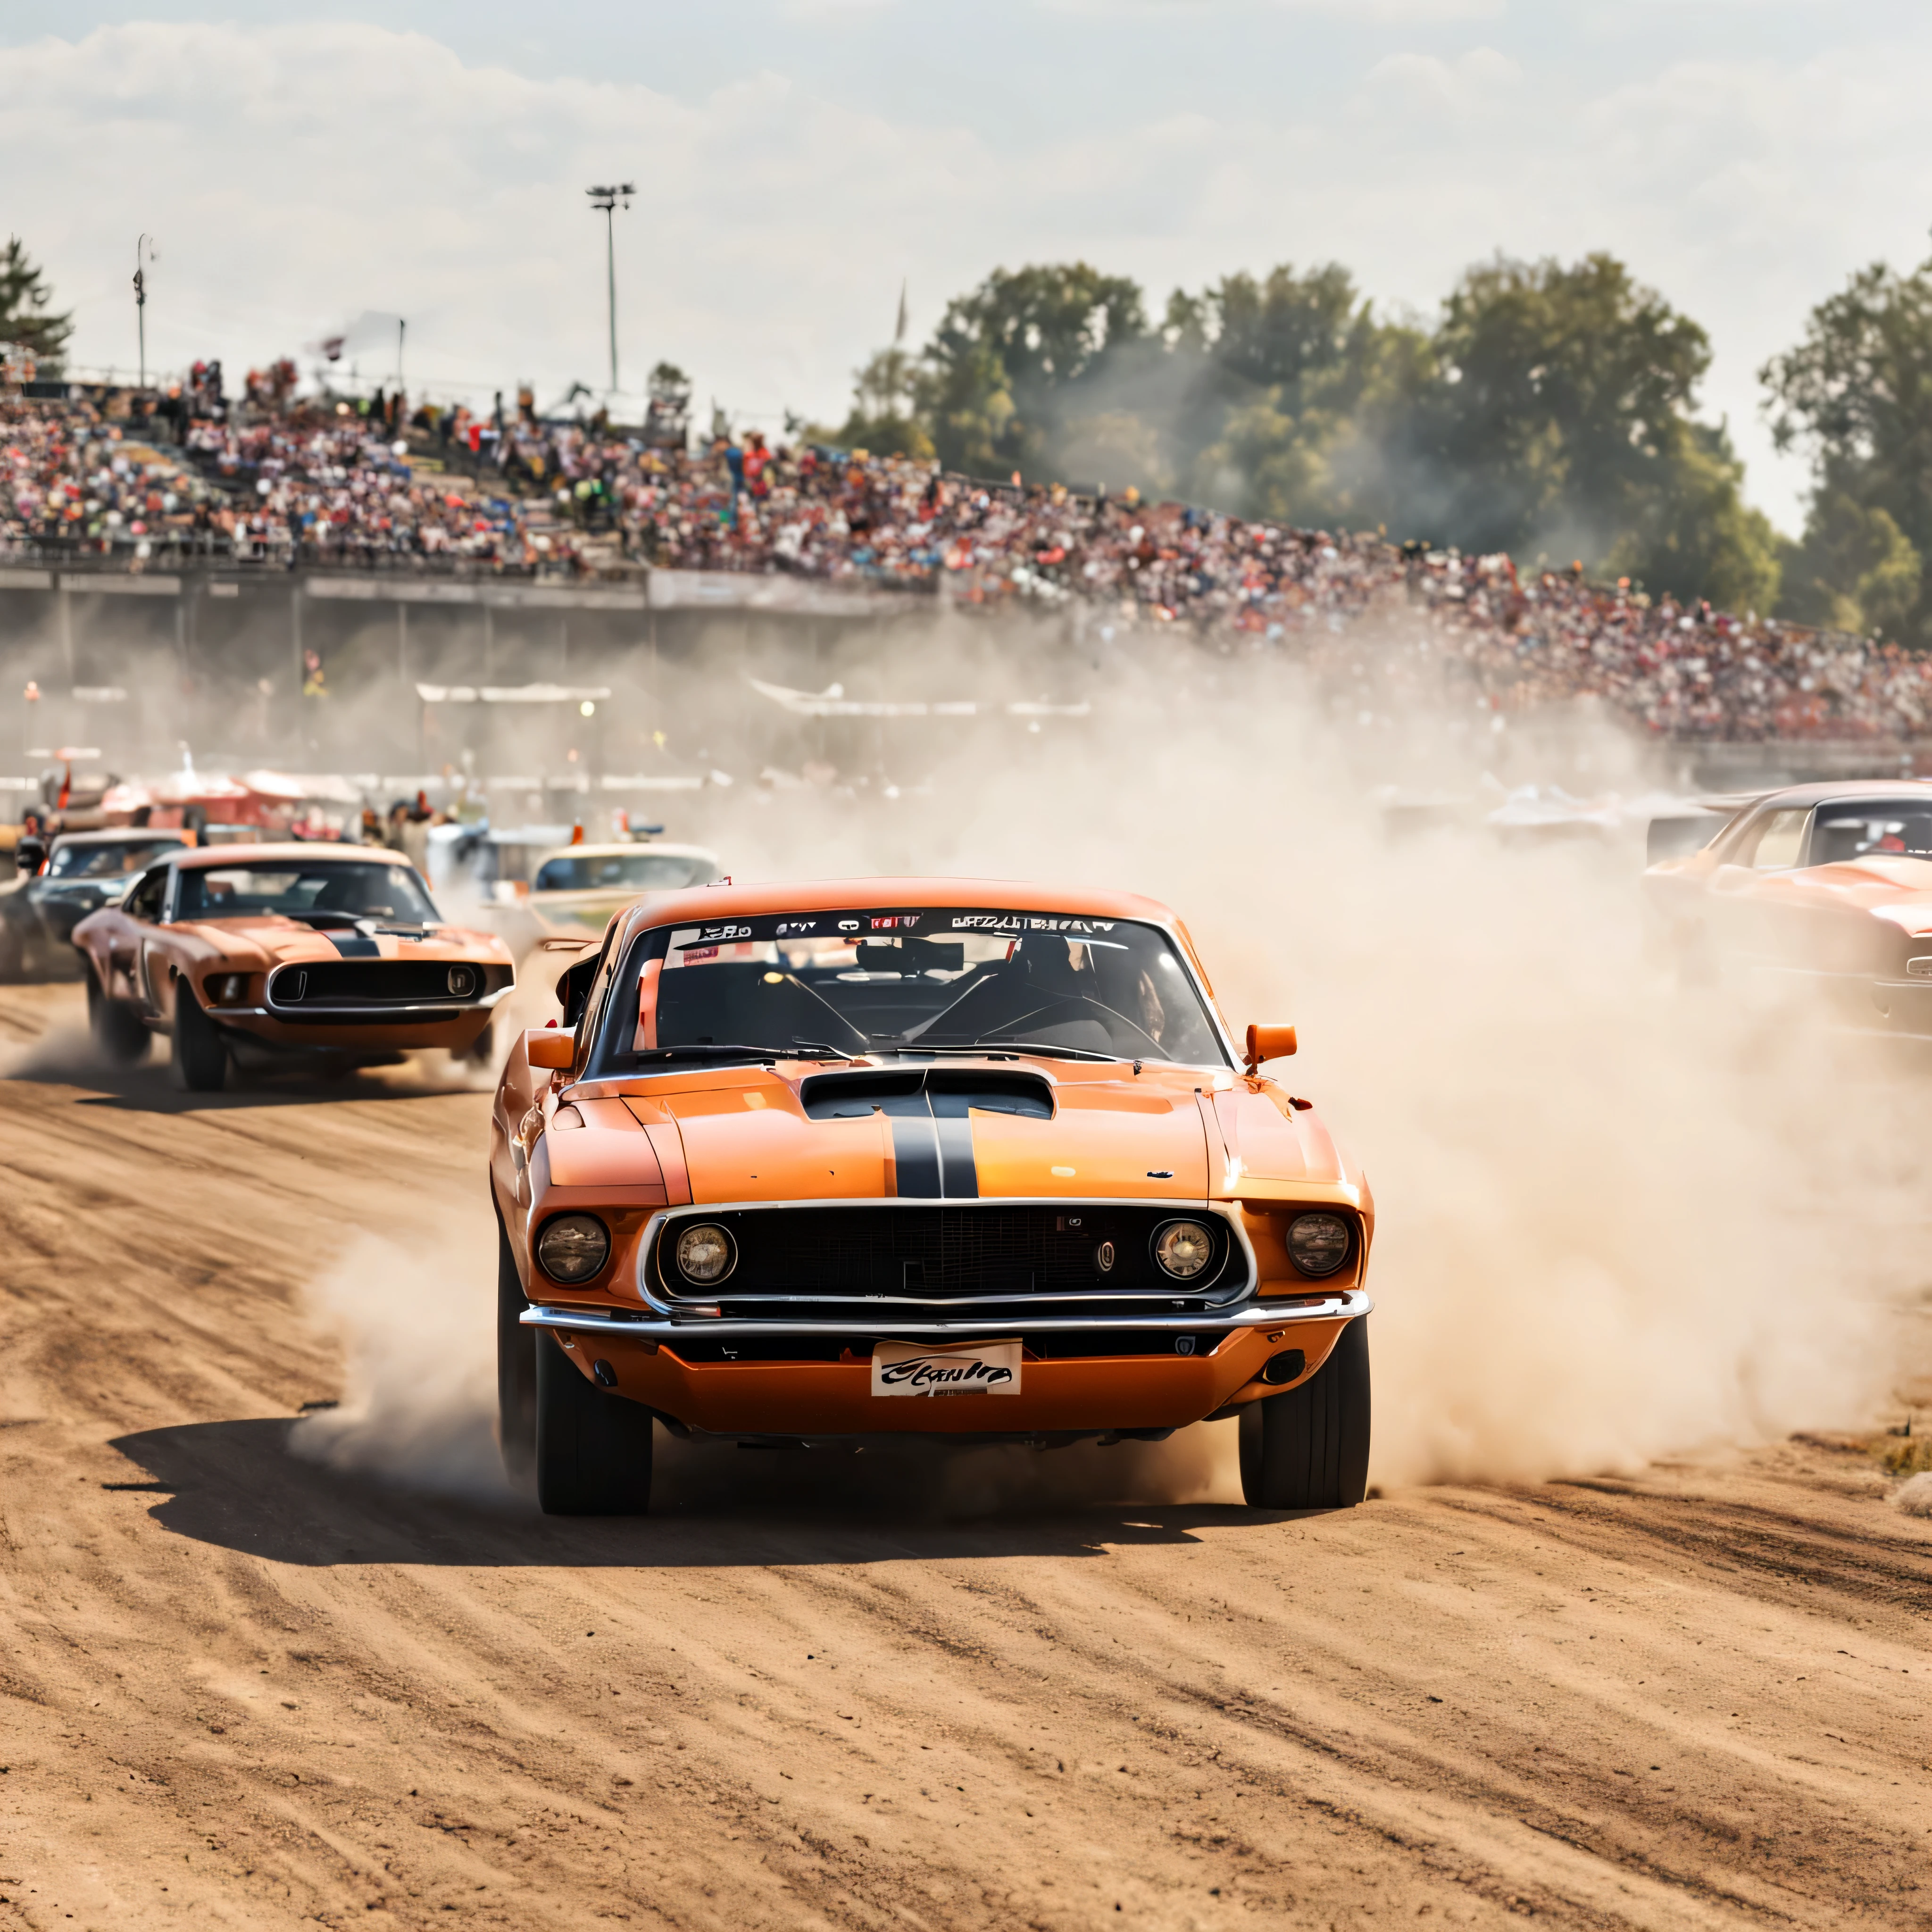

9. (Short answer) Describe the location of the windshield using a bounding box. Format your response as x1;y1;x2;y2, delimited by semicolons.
175;860;441;924
589;906;1228;1071
533;850;715;893
48;838;184;880
1810;800;1932;864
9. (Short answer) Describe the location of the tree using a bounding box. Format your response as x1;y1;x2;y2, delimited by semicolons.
0;236;73;368
1776;491;1921;640
1177;266;1429;525
919;263;1147;477
1762;258;1932;643
828;345;934;461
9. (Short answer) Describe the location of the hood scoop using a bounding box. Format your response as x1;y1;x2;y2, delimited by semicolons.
799;1066;1054;1122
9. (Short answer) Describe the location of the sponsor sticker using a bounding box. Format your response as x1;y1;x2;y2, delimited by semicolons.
871;1338;1022;1398
950;914;1115;935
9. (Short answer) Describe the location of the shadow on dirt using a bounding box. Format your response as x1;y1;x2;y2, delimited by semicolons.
108;1417;1285;1567
3;1028;483;1112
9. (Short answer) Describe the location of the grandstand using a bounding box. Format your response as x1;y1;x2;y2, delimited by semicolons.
4;378;1931;782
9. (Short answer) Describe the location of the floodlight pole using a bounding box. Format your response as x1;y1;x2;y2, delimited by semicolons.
133;234;155;389
586;184;634;396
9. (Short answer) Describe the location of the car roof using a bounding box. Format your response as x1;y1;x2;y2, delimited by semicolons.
612;876;1181;949
167;842;413;871
535;841;718;864
50;827;188;845
1745;779;1932;811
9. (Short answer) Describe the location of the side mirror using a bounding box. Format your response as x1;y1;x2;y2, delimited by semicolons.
526;1027;576;1071
1244;1023;1298;1073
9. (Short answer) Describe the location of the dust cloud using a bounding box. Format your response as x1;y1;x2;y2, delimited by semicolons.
291;1225;513;1505
299;608;1926;1502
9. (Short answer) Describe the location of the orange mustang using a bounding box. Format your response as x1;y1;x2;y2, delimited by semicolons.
73;844;515;1091
492;880;1373;1516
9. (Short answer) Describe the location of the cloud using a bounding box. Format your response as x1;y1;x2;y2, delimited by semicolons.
1281;0;1506;17
8;16;1932;528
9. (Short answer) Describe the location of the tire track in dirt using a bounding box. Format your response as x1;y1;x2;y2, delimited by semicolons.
0;983;1926;1930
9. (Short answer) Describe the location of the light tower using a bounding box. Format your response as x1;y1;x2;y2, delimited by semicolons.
585;183;634;396
133;234;157;388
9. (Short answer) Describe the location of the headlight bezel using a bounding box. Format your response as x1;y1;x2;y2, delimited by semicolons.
1284;1210;1353;1279
1150;1216;1217;1282
536;1211;612;1285
673;1221;737;1287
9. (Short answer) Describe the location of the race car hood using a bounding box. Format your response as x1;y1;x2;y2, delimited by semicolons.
1754;855;1932;934
549;1058;1350;1207
151;915;512;966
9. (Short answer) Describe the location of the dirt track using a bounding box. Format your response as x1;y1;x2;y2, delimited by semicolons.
0;981;1926;1931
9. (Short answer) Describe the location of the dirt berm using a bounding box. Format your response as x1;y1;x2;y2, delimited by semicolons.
0;983;1924;1930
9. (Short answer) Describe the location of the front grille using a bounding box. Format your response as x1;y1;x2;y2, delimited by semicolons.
651;1203;1245;1317
267;960;508;1008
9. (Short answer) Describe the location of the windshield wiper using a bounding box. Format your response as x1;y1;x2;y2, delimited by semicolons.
790;1040;867;1061
893;1040;1119;1064
630;1043;858;1065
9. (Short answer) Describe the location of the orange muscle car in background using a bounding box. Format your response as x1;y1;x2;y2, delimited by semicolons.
1642;780;1932;1034
74;844;515;1091
492;878;1374;1516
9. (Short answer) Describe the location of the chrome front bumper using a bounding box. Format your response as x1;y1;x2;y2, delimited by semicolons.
523;1286;1372;1341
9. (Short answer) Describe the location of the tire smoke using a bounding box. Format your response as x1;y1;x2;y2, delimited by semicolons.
294;611;1925;1504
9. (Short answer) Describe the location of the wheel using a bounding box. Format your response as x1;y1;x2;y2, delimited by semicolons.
535;1328;654;1516
169;986;228;1091
456;1020;494;1068
88;971;150;1065
497;1207;537;1485
1239;1316;1371;1510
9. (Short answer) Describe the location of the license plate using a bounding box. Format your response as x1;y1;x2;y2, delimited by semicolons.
870;1338;1022;1397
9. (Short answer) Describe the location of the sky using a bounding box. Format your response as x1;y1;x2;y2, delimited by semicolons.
6;0;1931;532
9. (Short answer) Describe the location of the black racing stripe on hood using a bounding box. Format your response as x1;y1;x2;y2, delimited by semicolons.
887;1105;978;1199
321;932;382;958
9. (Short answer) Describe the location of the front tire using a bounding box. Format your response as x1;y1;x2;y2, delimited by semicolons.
170;987;228;1091
88;972;150;1065
1239;1316;1371;1510
497;1208;537;1485
535;1328;654;1516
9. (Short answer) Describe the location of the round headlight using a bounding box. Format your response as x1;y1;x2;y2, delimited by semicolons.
536;1213;610;1284
447;964;478;998
675;1222;736;1285
1152;1219;1215;1281
1285;1212;1351;1277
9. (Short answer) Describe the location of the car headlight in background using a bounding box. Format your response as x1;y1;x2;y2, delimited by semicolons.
674;1222;736;1285
536;1213;610;1284
206;973;249;1004
1152;1219;1215;1280
1285;1212;1352;1277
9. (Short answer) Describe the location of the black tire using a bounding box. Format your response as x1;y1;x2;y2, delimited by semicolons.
88;971;150;1065
535;1328;654;1516
1239;1316;1371;1510
497;1208;537;1485
169;985;228;1091
457;1020;494;1068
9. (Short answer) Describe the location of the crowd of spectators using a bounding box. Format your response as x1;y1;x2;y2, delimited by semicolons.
1390;552;1932;743
4;373;1932;743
